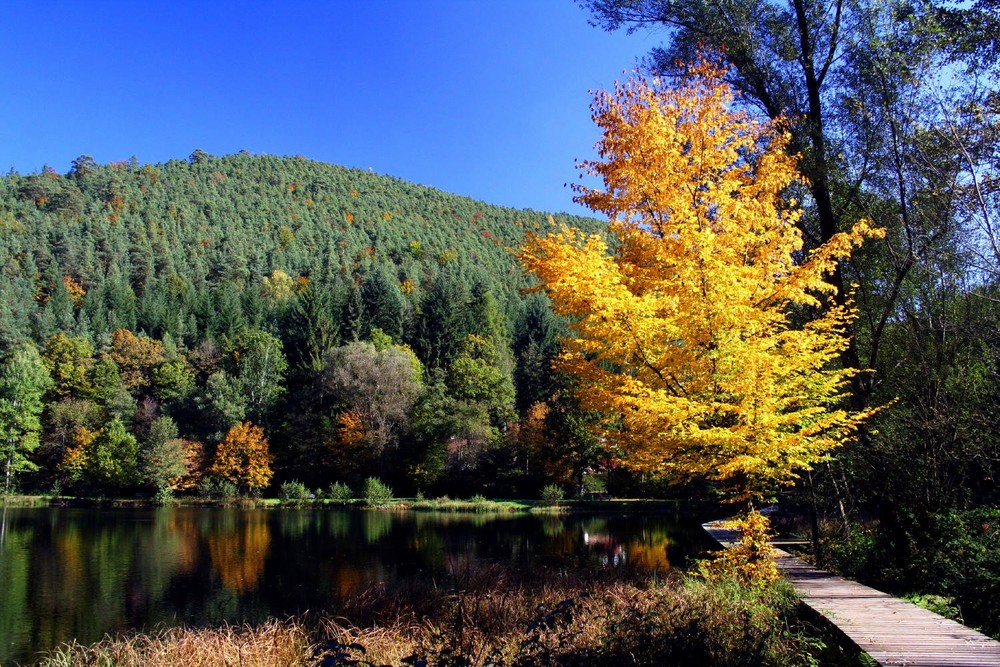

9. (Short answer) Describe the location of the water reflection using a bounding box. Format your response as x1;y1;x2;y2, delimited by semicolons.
206;511;271;592
0;506;705;665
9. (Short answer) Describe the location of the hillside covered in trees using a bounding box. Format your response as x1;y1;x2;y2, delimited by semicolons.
0;151;608;498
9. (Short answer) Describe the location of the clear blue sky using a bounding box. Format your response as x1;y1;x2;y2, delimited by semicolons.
0;2;662;215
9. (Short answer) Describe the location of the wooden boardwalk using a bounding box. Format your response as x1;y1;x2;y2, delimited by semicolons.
704;522;1000;667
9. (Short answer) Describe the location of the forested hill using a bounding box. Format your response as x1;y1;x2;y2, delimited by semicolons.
0;151;609;500
0;151;601;345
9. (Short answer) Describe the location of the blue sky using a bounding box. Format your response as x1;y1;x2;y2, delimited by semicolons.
1;2;662;215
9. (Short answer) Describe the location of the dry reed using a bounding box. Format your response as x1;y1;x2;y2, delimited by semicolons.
35;567;819;667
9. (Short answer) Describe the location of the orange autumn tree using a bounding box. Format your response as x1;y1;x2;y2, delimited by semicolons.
521;61;882;526
210;421;273;494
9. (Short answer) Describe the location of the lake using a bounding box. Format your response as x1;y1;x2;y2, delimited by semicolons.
0;505;708;665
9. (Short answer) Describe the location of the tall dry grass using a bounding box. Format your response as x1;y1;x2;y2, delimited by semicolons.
39;620;312;667
35;566;824;667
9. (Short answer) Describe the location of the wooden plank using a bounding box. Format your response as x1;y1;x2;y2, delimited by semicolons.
704;522;1000;667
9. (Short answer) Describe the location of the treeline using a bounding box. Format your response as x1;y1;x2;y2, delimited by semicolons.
0;152;607;498
581;0;1000;634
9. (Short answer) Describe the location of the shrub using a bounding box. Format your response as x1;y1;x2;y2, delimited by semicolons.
198;476;237;500
701;510;779;587
279;480;311;501
327;481;353;502
153;487;175;506
363;477;393;506
541;484;565;505
582;473;607;495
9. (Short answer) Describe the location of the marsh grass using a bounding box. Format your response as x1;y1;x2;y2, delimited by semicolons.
40;620;312;667
404;496;529;513
36;564;829;667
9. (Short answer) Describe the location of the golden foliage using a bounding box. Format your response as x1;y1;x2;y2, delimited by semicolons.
520;60;882;503
207;512;272;593
59;425;97;478
173;439;208;491
325;410;369;470
261;270;297;305
701;511;779;587
109;328;165;391
210;421;273;492
62;275;86;308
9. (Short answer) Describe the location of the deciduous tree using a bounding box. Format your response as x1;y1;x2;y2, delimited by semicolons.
323;342;424;467
210;421;273;493
0;343;52;493
520;62;881;505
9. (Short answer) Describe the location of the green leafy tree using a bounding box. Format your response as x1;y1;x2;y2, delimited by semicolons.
198;371;247;441
447;335;516;428
152;356;196;403
140;415;187;491
0;343;52;493
42;333;94;399
85;418;140;491
221;328;287;423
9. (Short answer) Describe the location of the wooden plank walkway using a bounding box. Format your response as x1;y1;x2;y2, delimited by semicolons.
704;522;1000;667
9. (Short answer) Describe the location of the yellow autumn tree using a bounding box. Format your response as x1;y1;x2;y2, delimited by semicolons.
520;60;882;511
210;421;273;493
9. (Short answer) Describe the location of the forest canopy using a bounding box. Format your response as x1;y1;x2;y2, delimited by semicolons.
0;151;608;498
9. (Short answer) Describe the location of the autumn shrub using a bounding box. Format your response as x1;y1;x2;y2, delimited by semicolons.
700;510;780;587
363;477;393;506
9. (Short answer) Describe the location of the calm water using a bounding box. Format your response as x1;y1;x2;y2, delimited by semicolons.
0;505;706;665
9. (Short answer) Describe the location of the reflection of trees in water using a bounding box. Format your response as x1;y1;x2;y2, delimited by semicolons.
277;508;311;539
580;519;673;570
408;522;447;568
362;511;393;544
206;511;272;592
411;511;522;529
19;511;140;659
323;509;352;538
166;509;200;574
540;516;566;538
2;508;694;665
621;540;671;570
329;562;367;597
0;521;31;666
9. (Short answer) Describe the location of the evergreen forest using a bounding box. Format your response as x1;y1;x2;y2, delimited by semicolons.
0;151;607;499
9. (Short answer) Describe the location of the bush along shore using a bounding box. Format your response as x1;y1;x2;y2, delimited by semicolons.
35;566;859;667
1;477;698;514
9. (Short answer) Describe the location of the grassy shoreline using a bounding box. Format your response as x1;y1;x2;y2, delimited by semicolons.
33;567;856;667
0;494;702;515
